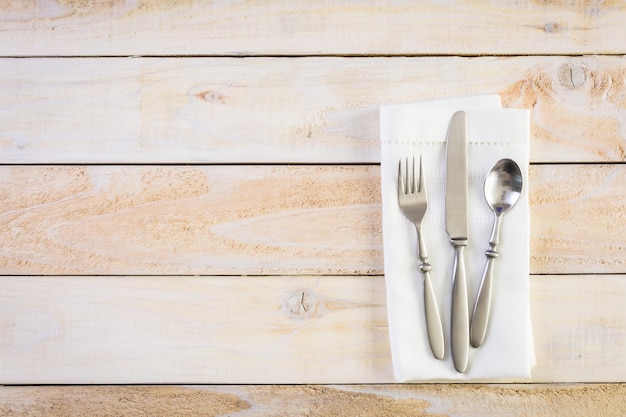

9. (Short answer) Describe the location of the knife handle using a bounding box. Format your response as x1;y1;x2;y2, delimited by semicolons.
451;239;469;373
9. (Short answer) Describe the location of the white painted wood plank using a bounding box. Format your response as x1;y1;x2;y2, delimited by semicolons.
1;1;626;56
530;275;626;383
0;275;624;384
0;165;624;275
529;164;626;275
0;275;392;384
0;165;382;275
1;56;625;163
0;384;625;417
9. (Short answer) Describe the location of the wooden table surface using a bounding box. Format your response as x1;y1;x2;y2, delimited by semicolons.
1;1;625;415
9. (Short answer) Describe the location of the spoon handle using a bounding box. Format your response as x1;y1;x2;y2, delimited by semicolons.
470;215;502;348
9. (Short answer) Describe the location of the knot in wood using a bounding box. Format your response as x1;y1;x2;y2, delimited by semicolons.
558;63;588;89
197;90;225;103
282;289;319;320
543;22;562;33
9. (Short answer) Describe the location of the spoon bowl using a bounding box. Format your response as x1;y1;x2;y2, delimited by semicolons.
484;159;523;216
470;158;523;348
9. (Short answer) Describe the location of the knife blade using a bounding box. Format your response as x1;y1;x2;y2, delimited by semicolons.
445;111;470;373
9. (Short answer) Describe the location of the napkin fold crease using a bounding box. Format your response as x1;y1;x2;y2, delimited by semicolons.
380;95;535;381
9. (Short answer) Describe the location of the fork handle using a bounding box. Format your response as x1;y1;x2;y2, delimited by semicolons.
416;226;444;360
451;240;469;373
421;266;445;360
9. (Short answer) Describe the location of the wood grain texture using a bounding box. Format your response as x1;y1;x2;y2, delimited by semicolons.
1;1;626;56
1;384;625;417
0;164;624;275
0;275;624;384
0;0;623;407
0;275;391;384
1;56;626;163
0;165;382;275
529;164;626;274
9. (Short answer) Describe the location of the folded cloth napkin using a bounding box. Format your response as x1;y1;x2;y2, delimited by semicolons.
380;95;535;381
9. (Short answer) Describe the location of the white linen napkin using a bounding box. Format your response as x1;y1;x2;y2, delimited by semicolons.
380;95;535;381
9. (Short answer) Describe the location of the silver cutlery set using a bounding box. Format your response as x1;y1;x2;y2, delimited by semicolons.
397;111;523;373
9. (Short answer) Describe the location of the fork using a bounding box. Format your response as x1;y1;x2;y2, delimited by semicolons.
398;156;445;360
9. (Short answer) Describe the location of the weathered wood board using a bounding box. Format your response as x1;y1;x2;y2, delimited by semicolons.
0;275;624;384
1;56;625;163
0;165;623;275
1;2;626;56
1;384;625;417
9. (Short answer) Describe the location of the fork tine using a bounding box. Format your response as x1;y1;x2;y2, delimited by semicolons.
408;156;414;193
399;157;410;194
398;158;404;195
404;157;413;194
418;154;424;194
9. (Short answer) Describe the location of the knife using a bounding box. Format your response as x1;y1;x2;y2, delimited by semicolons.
445;111;470;373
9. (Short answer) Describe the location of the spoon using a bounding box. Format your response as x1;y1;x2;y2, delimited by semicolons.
470;158;523;348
